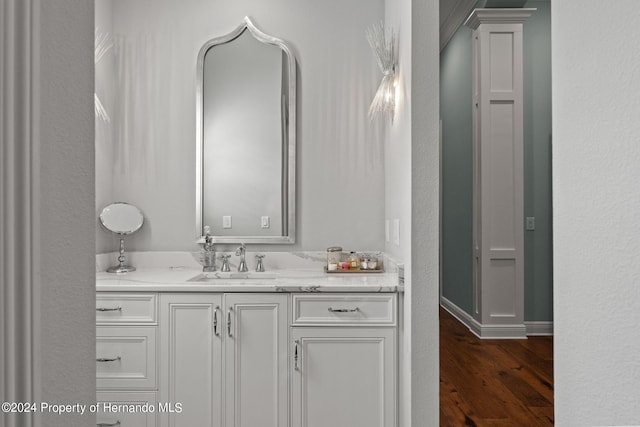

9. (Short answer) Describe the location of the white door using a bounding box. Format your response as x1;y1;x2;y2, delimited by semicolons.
159;294;223;427
291;327;396;427
224;293;289;427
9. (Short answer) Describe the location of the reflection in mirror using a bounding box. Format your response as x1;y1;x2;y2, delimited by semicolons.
196;17;296;244
100;202;144;273
203;31;283;237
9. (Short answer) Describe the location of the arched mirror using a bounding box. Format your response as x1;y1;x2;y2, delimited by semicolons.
100;202;144;273
196;16;296;244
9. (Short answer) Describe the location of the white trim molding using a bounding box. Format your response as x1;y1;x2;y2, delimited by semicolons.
441;297;552;338
440;296;483;337
464;8;537;29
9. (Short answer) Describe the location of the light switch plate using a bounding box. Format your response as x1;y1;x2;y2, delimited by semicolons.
393;219;400;245
526;217;535;231
385;220;390;242
223;216;232;229
261;216;270;229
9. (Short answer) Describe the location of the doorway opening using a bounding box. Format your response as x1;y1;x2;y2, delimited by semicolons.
438;0;553;424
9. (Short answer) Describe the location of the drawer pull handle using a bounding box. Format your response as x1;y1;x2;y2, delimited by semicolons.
97;421;121;427
96;356;121;363
96;306;122;312
213;306;220;336
294;340;300;371
227;308;233;337
328;307;359;313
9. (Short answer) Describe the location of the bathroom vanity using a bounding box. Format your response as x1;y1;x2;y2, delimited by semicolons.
95;253;402;427
94;16;401;427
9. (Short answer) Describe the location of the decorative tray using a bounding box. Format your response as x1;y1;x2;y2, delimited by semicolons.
324;266;385;274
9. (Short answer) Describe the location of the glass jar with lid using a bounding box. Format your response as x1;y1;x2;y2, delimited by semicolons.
326;246;343;271
360;254;379;270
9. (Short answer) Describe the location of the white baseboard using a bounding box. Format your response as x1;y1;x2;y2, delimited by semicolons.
524;321;554;336
440;297;552;339
440;296;483;338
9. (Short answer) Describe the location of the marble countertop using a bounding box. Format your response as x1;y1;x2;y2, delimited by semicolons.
96;267;402;293
96;251;403;293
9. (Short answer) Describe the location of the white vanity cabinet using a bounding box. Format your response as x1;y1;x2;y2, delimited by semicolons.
290;294;397;427
96;289;398;427
96;293;159;427
159;293;289;427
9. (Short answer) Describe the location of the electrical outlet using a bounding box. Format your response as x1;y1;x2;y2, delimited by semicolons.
223;216;232;229
526;217;535;231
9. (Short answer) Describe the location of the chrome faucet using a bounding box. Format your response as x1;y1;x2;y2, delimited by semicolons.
201;226;216;272
255;254;265;272
235;243;248;272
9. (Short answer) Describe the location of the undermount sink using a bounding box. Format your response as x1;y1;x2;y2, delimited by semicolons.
188;272;278;282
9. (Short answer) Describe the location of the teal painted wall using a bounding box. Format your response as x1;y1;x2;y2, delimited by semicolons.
440;0;553;321
523;0;553;321
440;25;474;315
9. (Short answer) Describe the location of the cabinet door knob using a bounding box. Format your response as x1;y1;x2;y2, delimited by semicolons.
227;308;233;337
97;421;121;427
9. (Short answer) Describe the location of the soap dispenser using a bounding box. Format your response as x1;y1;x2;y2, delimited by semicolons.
202;225;216;272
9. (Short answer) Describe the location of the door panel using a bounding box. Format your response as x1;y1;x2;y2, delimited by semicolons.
224;294;288;427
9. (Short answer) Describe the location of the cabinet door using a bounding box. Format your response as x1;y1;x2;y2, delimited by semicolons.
159;294;223;427
291;327;396;427
224;294;289;427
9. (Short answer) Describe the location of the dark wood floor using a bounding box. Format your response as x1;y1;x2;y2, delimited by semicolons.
440;307;554;426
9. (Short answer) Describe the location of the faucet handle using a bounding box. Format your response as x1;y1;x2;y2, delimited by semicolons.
255;254;265;272
219;254;231;272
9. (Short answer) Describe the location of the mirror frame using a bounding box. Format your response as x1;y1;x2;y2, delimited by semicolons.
99;202;145;235
195;16;296;244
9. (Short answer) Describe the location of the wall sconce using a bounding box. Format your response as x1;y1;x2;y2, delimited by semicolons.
366;22;397;122
95;27;112;123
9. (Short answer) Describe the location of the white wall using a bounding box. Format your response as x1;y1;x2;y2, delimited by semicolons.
384;1;413;425
38;0;96;425
96;0;386;253
95;0;115;253
553;1;640;425
384;0;440;425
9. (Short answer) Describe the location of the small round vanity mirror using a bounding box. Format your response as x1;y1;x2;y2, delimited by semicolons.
99;202;144;273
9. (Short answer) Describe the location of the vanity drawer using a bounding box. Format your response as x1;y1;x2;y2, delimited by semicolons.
96;327;157;390
292;294;396;326
97;391;157;427
96;293;157;325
